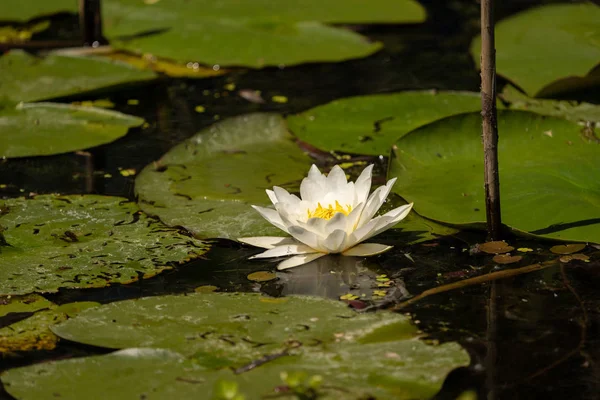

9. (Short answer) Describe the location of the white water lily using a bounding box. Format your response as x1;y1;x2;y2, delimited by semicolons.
238;164;413;270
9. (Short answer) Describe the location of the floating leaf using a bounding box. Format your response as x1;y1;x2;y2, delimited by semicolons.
0;294;53;317
287;91;484;155
479;241;514;255
100;50;229;78
100;0;426;67
0;0;77;21
549;243;586;255
136;113;310;239
559;254;590;263
0;310;66;353
0;301;99;353
0;195;209;295
3;337;467;400
247;271;277;282
500;85;600;123
0;102;143;158
0;50;156;103
1;293;469;399
135;113;457;242
470;3;600;97
389;111;600;243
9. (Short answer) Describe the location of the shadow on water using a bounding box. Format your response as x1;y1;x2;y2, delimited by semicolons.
1;0;599;399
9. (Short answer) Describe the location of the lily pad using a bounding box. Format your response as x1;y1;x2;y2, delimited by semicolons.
0;294;53;317
0;102;144;158
135;113;457;243
389;110;600;243
135;113;312;239
0;301;99;353
0;195;209;295
0;293;470;399
286;91;485;155
0;0;77;22
500;85;600;123
0;50;156;103
0;310;67;353
100;0;425;67
470;3;600;97
3;337;467;400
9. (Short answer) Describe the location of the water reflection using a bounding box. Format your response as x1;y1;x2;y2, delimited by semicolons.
274;254;403;300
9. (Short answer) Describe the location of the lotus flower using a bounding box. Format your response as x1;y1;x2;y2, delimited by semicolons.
238;164;413;270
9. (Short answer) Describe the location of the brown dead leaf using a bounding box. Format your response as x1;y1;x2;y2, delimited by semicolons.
550;243;586;255
479;241;514;254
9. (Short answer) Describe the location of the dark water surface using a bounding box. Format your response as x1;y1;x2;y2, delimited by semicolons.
1;0;599;399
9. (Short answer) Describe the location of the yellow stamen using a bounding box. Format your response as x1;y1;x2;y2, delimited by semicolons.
307;200;352;220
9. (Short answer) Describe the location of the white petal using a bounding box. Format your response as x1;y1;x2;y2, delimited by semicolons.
266;189;278;205
288;225;324;251
342;243;393;257
238;236;295;249
300;165;327;201
299;179;325;202
299;217;329;237
249;243;316;259
252;205;288;232
277;253;327;270
326;165;347;192
351;203;413;243
322;229;347;253
323;211;349;236
356;177;397;228
273;186;300;205
354;164;373;205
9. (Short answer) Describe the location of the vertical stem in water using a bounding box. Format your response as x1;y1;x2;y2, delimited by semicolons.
79;0;103;46
480;0;502;240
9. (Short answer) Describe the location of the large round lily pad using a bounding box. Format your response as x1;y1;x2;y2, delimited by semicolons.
470;3;600;97
135;113;456;242
135;113;312;239
1;293;469;399
0;195;209;295
0;102;143;158
100;0;425;67
389;110;600;243
286;91;485;155
0;50;156;103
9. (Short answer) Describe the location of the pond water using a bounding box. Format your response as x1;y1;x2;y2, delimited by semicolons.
1;0;599;399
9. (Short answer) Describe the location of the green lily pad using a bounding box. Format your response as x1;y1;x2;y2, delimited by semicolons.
0;102;144;158
470;3;600;97
0;50;156;103
135;113;455;243
0;301;99;353
0;293;469;399
0;195;209;295
389;110;600;243
3;342;466;400
0;294;53;317
2;336;467;400
286;91;485;155
0;0;77;21
135;113;311;239
52;292;412;364
109;21;383;68
500;85;600;123
0;309;67;353
100;0;425;67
